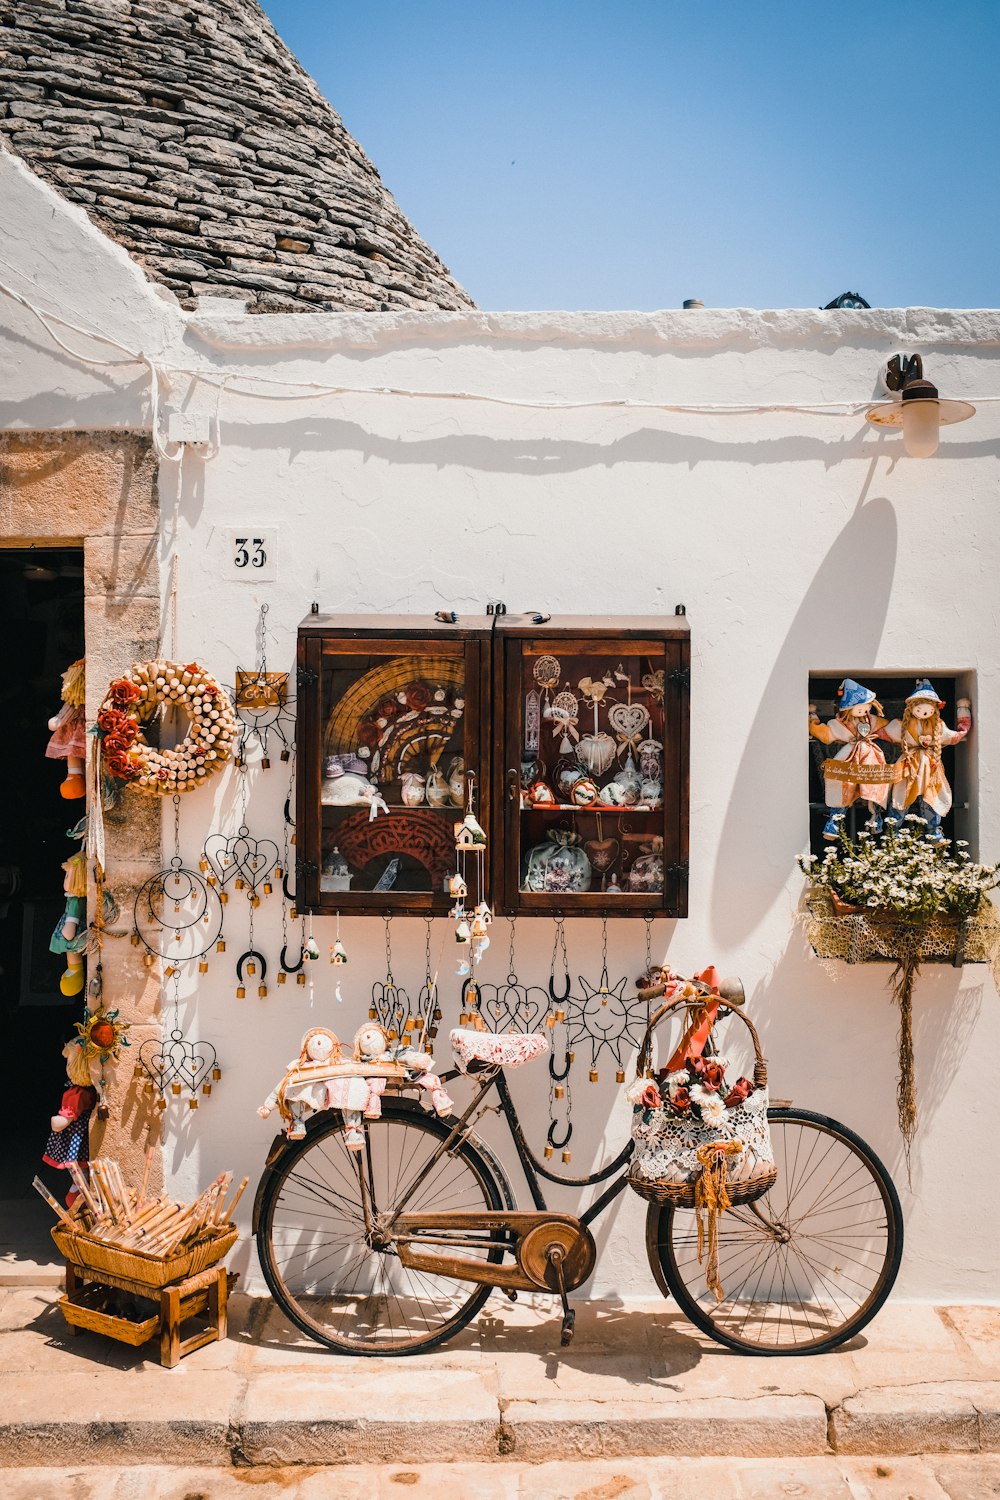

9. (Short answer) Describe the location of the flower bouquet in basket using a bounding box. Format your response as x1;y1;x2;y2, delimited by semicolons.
799;818;1000;1158
625;968;777;1299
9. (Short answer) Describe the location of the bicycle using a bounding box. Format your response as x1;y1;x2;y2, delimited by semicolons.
253;974;903;1357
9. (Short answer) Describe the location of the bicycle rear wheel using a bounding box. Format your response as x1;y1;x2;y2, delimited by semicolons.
648;1107;903;1354
257;1102;511;1355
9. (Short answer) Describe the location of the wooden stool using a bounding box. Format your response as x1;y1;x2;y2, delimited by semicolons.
61;1259;234;1368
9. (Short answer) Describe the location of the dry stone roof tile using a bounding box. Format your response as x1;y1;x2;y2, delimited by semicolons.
0;0;475;312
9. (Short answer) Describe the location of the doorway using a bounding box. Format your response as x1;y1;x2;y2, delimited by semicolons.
0;546;85;1270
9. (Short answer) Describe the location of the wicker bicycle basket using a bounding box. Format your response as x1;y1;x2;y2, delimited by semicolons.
626;992;777;1208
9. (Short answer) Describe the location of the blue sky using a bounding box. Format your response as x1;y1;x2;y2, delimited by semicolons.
260;1;999;312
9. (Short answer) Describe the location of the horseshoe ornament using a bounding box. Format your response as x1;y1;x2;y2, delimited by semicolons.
236;950;268;985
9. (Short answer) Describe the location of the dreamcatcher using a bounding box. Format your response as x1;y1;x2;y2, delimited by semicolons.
132;796;224;1111
464;918;548;1035
202;765;278;999
232;603;294;769
370;917;443;1048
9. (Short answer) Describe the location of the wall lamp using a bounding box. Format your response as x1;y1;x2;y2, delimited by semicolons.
865;354;975;458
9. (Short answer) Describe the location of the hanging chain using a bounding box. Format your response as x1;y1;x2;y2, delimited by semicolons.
507;916;517;982
600;915;609;989
384;914;394;986
424;917;433;983
172;793;181;862
258;601;269;673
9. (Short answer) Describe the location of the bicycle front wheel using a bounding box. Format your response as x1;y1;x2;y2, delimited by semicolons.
648;1107;903;1355
257;1103;511;1355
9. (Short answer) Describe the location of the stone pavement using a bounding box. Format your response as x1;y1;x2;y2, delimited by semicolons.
1;1289;999;1470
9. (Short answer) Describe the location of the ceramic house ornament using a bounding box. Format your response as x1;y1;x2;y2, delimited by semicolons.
881;680;971;843
809;678;894;839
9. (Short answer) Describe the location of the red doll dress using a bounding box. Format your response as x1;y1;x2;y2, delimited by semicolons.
46;703;88;761
42;1083;97;1169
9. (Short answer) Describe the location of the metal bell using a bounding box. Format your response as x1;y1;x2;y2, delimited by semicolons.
258;984;267;998
277;971;287;985
236;985;246;999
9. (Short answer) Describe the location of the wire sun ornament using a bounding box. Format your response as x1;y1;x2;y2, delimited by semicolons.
231;604;295;769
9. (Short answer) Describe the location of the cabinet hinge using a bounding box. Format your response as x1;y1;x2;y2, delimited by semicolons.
668;667;690;690
297;665;319;689
666;861;690;881
295;857;318;880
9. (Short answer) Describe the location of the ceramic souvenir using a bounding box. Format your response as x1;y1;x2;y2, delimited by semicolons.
570;777;599;808
320;847;352;893
426;767;452;808
447;756;466;806
400;772;426;807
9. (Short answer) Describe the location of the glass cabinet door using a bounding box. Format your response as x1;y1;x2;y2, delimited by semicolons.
298;633;486;914
501;631;689;916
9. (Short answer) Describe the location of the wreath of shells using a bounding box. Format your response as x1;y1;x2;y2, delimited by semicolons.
98;659;238;795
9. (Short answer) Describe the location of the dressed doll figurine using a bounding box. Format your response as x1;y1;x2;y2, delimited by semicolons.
326;1023;398;1149
391;1039;455;1118
43;1042;98;1206
881;680;971;844
50;850;88;996
258;1027;343;1140
809;679;893;839
46;658;87;800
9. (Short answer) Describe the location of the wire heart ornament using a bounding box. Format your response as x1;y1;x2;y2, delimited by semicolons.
473;978;548;1034
139;1027;218;1096
203;828;279;893
607;701;649;752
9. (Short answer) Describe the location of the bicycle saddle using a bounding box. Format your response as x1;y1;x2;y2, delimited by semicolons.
450;1028;549;1072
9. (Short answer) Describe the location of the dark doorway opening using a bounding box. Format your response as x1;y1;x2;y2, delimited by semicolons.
0;546;85;1274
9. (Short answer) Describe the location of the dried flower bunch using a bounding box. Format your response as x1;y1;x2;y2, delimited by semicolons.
98;660;238;796
625;1052;756;1128
799;816;999;922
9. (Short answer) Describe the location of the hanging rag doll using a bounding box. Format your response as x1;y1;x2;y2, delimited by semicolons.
46;658;87;800
258;1027;343;1141
881;680;972;843
49;850;88;997
808;678;893;839
43;1041;98;1206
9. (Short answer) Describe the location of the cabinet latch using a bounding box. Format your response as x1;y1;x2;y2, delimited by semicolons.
296;665;319;689
666;861;690;881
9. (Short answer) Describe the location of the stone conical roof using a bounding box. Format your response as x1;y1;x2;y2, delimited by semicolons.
0;0;474;312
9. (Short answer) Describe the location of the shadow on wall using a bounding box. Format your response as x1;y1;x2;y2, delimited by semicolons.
709;473;899;947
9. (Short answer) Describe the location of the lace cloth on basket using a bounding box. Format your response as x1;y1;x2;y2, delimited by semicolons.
630;1087;774;1187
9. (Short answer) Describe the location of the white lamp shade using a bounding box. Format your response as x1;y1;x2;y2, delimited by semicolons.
901;399;941;459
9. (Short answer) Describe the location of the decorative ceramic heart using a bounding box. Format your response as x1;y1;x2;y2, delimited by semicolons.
576;733;616;776
204;831;279;892
608;701;649;745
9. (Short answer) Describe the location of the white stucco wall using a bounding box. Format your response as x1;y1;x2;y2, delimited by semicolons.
4;151;1000;1301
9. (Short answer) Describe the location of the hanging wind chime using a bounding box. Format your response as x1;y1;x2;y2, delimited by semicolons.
370;916;442;1047
564;917;653;1084
233;603;294;769
202;752;279;999
451;771;491;998
133;796;224;1110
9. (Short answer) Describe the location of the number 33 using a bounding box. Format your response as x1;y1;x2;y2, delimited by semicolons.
234;537;267;569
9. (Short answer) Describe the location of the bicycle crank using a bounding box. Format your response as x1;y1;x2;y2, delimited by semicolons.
394;1210;597;1298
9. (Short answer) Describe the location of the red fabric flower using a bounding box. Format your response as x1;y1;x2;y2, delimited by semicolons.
640;1083;662;1110
724;1078;753;1108
703;1060;726;1093
357;720;382;749
688;1056;706;1078
404;682;431;712
670;1085;691;1112
97;707;126;735
108;678;141;708
377;696;400;721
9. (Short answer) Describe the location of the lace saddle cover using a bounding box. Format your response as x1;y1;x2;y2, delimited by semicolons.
630;1087;774;1187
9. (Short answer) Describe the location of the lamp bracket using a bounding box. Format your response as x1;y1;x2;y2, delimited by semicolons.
885;354;924;392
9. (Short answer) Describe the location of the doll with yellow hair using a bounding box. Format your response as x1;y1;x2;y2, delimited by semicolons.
881;680;972;844
49;850;88;997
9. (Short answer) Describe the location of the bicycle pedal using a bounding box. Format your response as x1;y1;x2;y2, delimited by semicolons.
503;1288;518;1301
560;1308;576;1347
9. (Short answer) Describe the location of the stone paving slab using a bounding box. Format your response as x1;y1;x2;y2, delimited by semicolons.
3;1289;1000;1466
3;1457;1000;1499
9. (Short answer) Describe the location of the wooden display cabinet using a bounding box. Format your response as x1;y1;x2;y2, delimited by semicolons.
296;614;490;915
296;611;690;918
494;615;689;918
